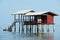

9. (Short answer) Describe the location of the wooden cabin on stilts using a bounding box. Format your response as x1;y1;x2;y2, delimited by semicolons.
3;10;58;33
24;11;58;33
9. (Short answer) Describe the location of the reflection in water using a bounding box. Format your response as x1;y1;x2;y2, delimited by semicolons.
46;33;54;40
0;32;54;40
11;32;54;40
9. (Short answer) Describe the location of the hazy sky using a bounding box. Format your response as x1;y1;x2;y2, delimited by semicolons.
0;0;60;30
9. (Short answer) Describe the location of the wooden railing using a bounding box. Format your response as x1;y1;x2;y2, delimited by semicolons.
24;20;47;25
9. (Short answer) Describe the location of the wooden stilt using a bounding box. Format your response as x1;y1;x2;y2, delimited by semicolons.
14;24;16;32
25;16;28;33
39;24;41;33
38;24;41;33
30;25;31;33
31;16;33;33
22;26;24;33
37;24;39;33
14;14;16;32
19;14;20;32
47;24;49;32
41;24;44;33
21;14;22;33
30;16;31;33
35;25;37;33
53;25;55;32
19;22;20;32
22;15;24;33
26;25;28;33
31;25;33;33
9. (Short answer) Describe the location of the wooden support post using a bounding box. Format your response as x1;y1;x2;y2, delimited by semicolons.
26;25;27;33
47;24;49;32
31;16;33;33
30;25;31;33
25;16;28;33
25;16;27;33
30;16;31;33
35;25;36;33
39;24;41;33
41;24;44;33
14;14;16;32
26;25;28;33
31;25;33;33
21;15;24;33
21;14;22;33
18;14;20;32
37;24;39;33
53;25;54;32
23;15;25;33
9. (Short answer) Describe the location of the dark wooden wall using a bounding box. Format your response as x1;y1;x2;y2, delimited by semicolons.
24;15;54;25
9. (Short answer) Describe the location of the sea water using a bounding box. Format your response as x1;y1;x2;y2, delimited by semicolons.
0;26;60;40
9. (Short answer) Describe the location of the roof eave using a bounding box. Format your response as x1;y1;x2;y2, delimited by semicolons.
44;12;58;16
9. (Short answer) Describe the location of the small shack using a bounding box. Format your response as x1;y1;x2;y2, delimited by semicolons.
24;11;57;25
23;11;58;33
3;10;58;33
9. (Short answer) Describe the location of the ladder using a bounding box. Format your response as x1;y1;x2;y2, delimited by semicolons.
3;21;16;32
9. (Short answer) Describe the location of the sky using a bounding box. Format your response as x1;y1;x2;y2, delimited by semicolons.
0;0;60;31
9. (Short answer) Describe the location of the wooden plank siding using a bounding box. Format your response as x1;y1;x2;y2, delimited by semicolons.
47;15;54;24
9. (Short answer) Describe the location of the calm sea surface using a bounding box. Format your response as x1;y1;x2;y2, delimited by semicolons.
0;26;60;40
